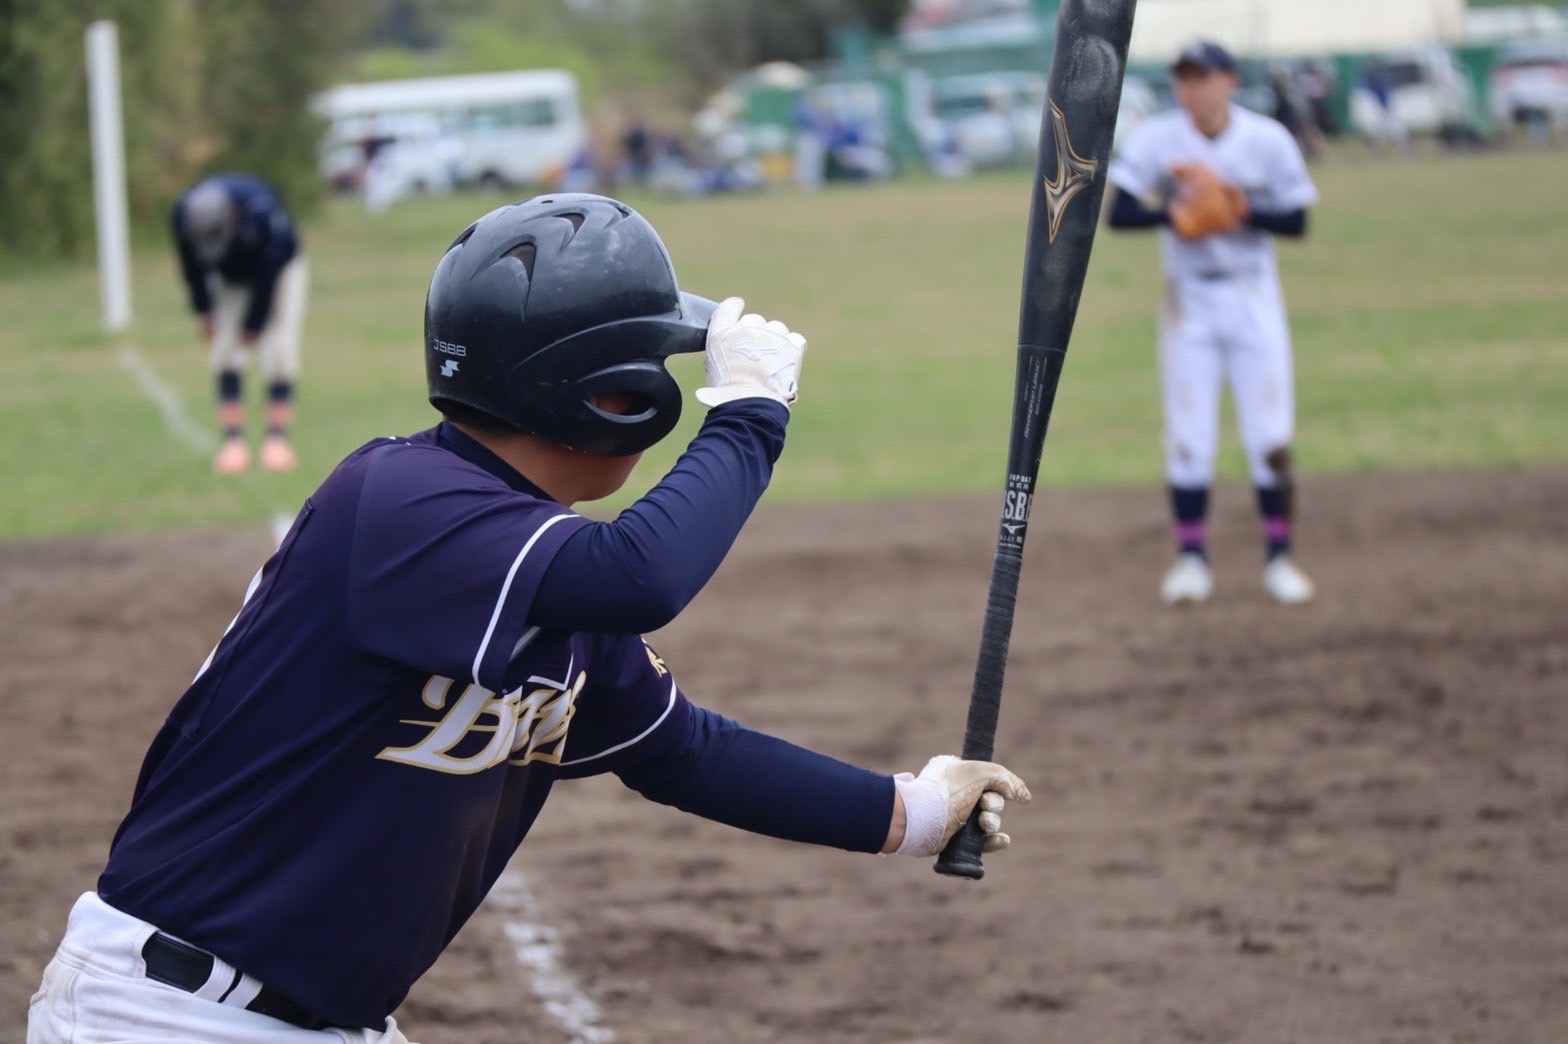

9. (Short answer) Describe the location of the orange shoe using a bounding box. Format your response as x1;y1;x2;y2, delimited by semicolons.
213;437;251;475
259;435;298;473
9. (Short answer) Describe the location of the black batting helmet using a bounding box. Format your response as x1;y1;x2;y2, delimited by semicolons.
424;194;715;457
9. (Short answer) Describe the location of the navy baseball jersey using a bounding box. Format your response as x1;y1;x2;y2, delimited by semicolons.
98;425;694;1026
172;173;300;335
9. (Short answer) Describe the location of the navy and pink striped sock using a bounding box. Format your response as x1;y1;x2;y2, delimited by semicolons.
1169;485;1210;559
1256;485;1291;560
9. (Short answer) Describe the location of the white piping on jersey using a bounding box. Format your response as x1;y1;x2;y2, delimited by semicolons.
527;652;574;692
471;513;579;687
192;566;266;684
557;678;678;769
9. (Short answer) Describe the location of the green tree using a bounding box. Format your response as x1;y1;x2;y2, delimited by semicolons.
0;0;357;260
189;0;359;215
0;0;177;258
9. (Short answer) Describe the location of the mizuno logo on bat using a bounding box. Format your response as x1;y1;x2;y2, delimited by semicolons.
1041;100;1098;244
1002;522;1023;535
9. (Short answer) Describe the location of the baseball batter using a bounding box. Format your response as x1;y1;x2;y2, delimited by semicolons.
1107;41;1318;606
29;195;1029;1042
172;173;308;476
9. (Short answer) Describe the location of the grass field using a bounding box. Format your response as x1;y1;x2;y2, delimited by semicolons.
0;147;1564;541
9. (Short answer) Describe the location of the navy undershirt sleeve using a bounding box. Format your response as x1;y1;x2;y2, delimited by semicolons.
1246;205;1307;237
1107;186;1169;229
616;704;895;853
241;217;296;334
531;399;789;634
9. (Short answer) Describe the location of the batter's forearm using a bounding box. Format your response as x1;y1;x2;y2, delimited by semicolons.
617;705;896;853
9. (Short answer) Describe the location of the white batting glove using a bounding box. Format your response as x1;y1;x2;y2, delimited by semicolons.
695;296;807;410
892;755;1031;858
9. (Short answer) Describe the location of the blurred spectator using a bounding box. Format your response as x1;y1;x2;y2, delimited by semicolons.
622;120;653;184
1298;64;1338;137
556;144;599;193
794;95;828;190
1270;65;1321;160
1359;64;1410;153
824;116;889;182
360;133;398;213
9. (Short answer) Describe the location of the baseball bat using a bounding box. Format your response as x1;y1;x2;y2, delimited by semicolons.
934;0;1139;880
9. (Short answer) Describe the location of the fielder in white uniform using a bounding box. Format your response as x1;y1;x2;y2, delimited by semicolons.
1107;41;1319;605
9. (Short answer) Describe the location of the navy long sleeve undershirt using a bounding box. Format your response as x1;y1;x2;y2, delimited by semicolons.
1107;186;1169;228
1246;205;1307;237
1107;186;1306;236
616;703;896;853
532;398;790;633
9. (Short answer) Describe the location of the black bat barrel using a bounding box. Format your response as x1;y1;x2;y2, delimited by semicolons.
934;0;1139;880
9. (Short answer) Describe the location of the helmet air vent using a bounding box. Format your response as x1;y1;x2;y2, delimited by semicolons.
505;242;537;280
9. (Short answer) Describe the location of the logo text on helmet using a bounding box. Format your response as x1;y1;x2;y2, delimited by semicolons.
433;338;467;357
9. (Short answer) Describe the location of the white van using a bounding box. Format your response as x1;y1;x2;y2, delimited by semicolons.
1349;48;1480;143
1490;36;1568;134
314;70;585;192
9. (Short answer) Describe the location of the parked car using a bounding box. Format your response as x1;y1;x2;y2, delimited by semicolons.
1349;47;1481;144
930;72;1046;169
1490;36;1568;134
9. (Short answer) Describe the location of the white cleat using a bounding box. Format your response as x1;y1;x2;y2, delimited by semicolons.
1160;552;1214;606
1263;555;1316;605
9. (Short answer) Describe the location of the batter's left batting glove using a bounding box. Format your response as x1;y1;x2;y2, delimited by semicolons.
892;755;1031;857
695;296;807;409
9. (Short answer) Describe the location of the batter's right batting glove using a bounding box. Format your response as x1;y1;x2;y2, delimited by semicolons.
695;296;807;409
892;755;1032;857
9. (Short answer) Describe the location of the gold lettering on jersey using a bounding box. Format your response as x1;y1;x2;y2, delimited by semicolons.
644;641;668;677
376;670;585;775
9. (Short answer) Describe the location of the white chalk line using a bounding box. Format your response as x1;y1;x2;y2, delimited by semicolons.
487;868;615;1043
117;342;219;456
117;342;295;544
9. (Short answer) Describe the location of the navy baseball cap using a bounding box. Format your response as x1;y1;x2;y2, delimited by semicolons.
1173;40;1237;75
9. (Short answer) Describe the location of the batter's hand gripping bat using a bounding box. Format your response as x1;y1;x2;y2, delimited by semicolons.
935;0;1140;880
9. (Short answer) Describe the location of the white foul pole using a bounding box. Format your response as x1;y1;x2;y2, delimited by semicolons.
86;20;133;332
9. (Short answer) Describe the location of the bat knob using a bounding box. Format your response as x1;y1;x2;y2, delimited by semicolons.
932;816;987;880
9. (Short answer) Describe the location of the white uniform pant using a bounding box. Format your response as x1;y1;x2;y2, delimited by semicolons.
28;892;412;1044
209;256;309;383
1158;272;1295;489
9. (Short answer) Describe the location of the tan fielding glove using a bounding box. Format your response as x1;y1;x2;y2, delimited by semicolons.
1168;162;1248;240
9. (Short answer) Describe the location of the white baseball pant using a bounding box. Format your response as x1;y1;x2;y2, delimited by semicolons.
29;892;413;1044
208;256;309;383
1158;271;1295;488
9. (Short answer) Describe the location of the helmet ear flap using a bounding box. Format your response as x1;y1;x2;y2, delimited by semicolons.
507;358;684;457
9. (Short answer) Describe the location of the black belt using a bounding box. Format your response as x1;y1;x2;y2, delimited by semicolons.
1195;270;1236;281
141;932;338;1031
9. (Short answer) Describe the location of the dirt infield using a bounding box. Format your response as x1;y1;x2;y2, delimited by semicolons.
3;466;1566;1043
